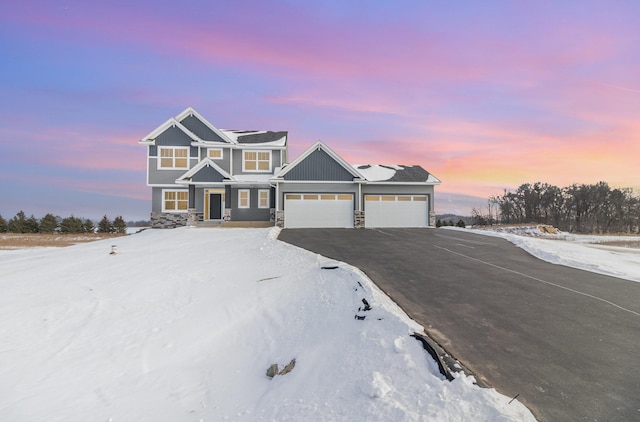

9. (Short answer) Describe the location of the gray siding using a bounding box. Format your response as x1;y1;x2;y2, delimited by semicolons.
148;158;189;185
180;115;228;142
229;187;271;221
283;149;354;181
195;187;205;212
152;187;163;212
199;146;231;173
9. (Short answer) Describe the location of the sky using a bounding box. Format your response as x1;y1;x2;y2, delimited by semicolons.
1;0;639;221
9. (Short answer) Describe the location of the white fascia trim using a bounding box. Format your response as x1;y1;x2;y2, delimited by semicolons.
176;158;233;182
363;181;441;186
148;183;184;187
235;144;287;150
272;180;358;184
224;181;271;186
274;140;365;180
175;107;236;144
139;117;204;144
175;181;228;186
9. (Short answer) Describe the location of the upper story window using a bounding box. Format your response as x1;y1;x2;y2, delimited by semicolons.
158;147;189;169
207;148;223;160
243;150;271;172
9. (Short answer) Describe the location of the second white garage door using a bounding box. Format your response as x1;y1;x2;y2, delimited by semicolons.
365;195;428;228
284;193;354;228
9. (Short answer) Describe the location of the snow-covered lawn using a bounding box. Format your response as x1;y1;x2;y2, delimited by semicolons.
450;226;640;283
0;228;534;421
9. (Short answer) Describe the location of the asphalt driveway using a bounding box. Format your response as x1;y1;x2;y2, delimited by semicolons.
278;228;640;422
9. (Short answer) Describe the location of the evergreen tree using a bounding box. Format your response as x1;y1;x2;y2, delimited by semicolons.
456;219;466;228
97;215;113;233
8;211;27;233
39;213;59;233
25;214;39;233
60;216;84;233
112;216;127;234
0;214;7;233
436;219;442;228
83;219;95;233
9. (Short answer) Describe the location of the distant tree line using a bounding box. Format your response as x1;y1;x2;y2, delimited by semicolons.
436;218;466;228
0;211;127;234
475;182;640;233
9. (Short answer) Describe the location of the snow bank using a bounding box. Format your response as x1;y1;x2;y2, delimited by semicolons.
0;228;534;421
449;226;640;283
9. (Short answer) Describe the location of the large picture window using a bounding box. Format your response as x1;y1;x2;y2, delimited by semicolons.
243;150;271;172
159;147;189;169
163;190;189;212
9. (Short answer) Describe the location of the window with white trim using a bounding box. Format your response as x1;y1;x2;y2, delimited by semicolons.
258;189;270;209
158;147;189;169
207;148;223;159
238;189;250;208
163;190;189;212
243;150;271;172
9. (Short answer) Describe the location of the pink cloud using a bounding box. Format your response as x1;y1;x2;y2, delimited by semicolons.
0;123;146;172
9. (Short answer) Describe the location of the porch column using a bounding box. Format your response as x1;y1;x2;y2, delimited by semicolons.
188;185;196;209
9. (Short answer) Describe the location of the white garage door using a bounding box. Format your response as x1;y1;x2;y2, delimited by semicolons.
284;193;354;228
365;195;428;228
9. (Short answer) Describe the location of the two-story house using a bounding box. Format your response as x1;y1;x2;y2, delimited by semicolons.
140;107;440;229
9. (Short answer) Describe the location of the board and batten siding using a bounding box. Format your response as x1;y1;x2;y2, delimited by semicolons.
191;165;227;183
179;115;227;142
283;149;354;181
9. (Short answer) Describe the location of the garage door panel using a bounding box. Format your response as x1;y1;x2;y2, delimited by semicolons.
285;193;354;228
365;195;427;228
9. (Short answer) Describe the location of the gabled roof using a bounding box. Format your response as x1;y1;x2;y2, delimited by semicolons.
274;141;364;180
175;107;236;144
175;158;232;184
139;117;203;145
355;164;441;184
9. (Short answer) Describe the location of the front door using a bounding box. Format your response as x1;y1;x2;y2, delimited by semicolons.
209;193;222;220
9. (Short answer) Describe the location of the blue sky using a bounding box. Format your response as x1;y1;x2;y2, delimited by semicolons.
1;0;639;220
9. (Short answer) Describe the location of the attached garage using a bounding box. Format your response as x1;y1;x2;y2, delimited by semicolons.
364;194;428;228
284;193;354;228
